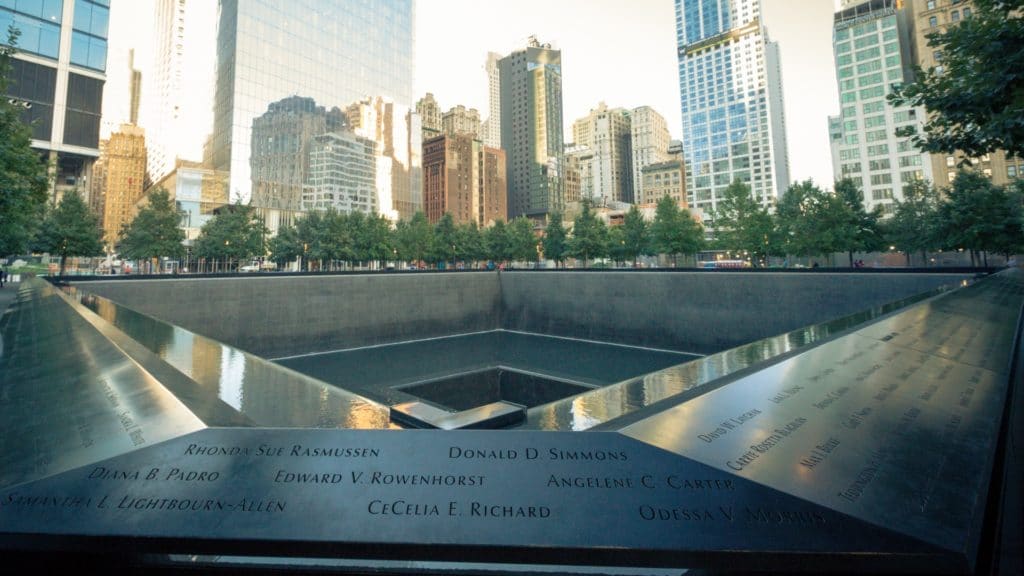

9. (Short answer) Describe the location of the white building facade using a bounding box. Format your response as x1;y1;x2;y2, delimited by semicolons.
674;0;790;215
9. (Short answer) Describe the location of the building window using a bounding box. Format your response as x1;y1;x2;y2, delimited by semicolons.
929;16;938;27
951;10;960;22
926;0;936;9
1009;166;1018;178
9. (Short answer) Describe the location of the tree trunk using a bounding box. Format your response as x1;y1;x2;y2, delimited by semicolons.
905;252;911;267
59;253;67;276
920;250;927;267
983;251;988;267
672;253;678;267
848;251;854;268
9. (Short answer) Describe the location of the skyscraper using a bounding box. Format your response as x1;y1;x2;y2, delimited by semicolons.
828;0;932;215
674;0;790;214
499;36;564;221
482;52;501;149
140;0;216;187
630;106;671;203
98;124;147;249
442;105;481;139
572;102;633;203
211;0;415;213
1;0;109;202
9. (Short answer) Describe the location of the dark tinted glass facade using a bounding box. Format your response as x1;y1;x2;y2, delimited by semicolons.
7;58;55;140
69;0;107;71
63;71;101;147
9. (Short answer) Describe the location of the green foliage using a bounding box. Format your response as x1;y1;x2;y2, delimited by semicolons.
887;179;942;264
483;219;511;263
456;221;484;263
117;188;185;261
433;213;458;265
713;181;776;266
541;212;568;266
508;217;538;262
888;0;1024;157
835;178;885;264
268;223;302;266
568;198;609;266
620;204;650;266
0;27;50;257
395;212;433;264
651;195;704;266
935;169;1024;257
35;190;104;275
193;203;268;265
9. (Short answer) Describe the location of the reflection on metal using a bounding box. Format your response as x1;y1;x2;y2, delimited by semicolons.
59;284;393;430
621;269;1023;558
521;279;964;431
0;280;205;489
390;401;525;430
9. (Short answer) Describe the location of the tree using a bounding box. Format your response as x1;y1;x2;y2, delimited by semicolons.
456;221;484;265
651;195;704;266
35;190;103;275
568;198;609;267
433;213;458;266
268;223;302;268
775;180;866;266
193;203;268;269
888;0;1024;158
835;178;885;266
0;28;50;257
394;212;433;266
713;181;776;267
887;179;941;266
541;212;568;267
483;219;512;264
935;169;1024;265
508;217;538;263
620;204;650;267
360;213;393;268
117;188;186;267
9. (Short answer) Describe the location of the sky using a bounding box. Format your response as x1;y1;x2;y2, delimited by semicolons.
104;0;841;190
414;0;841;189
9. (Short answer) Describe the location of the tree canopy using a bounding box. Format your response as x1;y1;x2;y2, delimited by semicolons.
0;28;50;257
887;179;942;266
567;198;609;266
118;188;186;262
888;0;1024;157
35;190;104;275
541;212;568;266
651;195;704;266
193;203;268;266
713;181;775;266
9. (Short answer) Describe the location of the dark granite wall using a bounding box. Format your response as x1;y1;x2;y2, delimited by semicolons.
499;272;973;354
80;271;973;357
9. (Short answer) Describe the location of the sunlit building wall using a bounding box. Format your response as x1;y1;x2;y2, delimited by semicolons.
140;0;216;187
482;51;501;149
1;0;109;202
828;0;931;215
674;0;790;215
499;36;565;221
442;104;481;139
100;123;146;249
302;131;378;215
211;0;415;209
572;102;633;204
416;92;442;134
630;106;671;204
346;96;422;221
422;133;507;227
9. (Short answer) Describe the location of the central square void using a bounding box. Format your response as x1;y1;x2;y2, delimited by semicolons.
274;330;699;411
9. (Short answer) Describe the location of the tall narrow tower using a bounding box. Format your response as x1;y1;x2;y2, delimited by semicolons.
674;0;790;214
499;37;564;221
482;52;502;149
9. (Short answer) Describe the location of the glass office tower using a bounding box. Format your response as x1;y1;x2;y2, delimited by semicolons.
211;0;417;217
1;0;109;202
674;0;789;215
